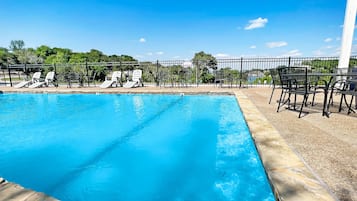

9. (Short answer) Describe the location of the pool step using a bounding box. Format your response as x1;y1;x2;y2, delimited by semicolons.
0;177;58;201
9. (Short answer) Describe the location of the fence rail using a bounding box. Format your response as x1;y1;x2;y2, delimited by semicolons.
1;56;356;87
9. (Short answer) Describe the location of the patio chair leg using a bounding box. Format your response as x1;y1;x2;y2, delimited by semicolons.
277;90;284;112
269;87;275;104
299;95;309;118
339;94;344;112
348;96;354;114
293;93;297;110
311;91;317;106
328;88;335;106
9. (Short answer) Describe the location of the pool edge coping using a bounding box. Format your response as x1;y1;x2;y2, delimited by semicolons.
234;91;337;201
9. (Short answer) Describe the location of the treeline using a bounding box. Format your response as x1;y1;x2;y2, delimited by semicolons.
0;40;222;84
0;40;137;67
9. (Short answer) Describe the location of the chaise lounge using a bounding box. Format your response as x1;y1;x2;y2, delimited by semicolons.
29;71;56;88
99;71;121;88
123;69;143;88
14;72;41;88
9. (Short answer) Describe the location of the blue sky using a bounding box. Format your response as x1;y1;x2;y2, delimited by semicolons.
0;0;356;60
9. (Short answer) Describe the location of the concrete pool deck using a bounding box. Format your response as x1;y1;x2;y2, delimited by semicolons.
0;85;355;201
0;178;57;201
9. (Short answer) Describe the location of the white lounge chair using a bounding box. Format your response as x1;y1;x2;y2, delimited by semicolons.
14;72;41;88
29;71;56;88
99;71;121;88
123;69;143;88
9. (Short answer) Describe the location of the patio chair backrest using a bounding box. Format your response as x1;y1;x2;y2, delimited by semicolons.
45;71;55;81
111;71;121;82
32;72;41;82
269;68;281;86
277;67;308;91
349;67;357;90
277;67;291;89
132;69;142;82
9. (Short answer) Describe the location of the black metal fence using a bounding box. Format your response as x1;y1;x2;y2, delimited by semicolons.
1;56;356;87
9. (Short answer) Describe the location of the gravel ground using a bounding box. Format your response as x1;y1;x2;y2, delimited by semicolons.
241;87;357;201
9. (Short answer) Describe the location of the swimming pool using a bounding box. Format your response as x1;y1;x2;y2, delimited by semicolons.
0;93;274;201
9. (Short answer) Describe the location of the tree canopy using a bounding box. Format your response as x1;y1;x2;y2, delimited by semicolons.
9;40;25;51
0;40;137;66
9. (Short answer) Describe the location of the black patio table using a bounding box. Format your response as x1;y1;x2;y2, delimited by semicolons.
284;72;357;117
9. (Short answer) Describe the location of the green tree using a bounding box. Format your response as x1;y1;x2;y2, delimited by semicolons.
302;59;338;73
192;51;217;83
0;47;11;66
120;55;137;62
9;40;25;52
36;45;54;60
52;48;72;63
86;49;104;62
69;52;87;63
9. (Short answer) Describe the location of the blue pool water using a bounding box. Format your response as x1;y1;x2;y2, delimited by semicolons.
0;93;274;201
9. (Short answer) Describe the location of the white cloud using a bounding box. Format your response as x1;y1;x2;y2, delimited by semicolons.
313;50;325;56
325;45;334;49
146;52;153;56
139;38;146;43
244;17;268;30
339;24;357;29
215;53;230;58
281;49;302;57
239;54;258;57
335;46;341;54
183;61;193;68
336;37;341;41
250;45;256;49
156;51;164;55
324;38;333;42
351;44;357;54
266;41;288;48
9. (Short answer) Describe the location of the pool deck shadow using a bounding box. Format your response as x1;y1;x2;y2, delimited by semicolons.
0;85;348;201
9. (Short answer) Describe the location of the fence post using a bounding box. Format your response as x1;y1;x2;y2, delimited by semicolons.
24;63;27;80
7;64;12;87
288;56;291;68
156;60;159;86
2;67;6;86
85;59;89;87
119;60;123;85
54;63;58;88
195;62;199;87
239;57;243;88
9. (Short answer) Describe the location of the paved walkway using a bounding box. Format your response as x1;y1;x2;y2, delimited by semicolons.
242;87;357;201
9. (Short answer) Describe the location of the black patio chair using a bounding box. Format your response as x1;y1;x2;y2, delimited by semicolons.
276;67;292;112
328;67;357;113
277;67;318;118
84;70;97;87
214;70;225;87
337;68;357;114
338;79;357;114
64;72;84;88
268;68;282;104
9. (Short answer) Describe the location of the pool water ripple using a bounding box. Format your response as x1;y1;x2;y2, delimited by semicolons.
0;93;274;201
